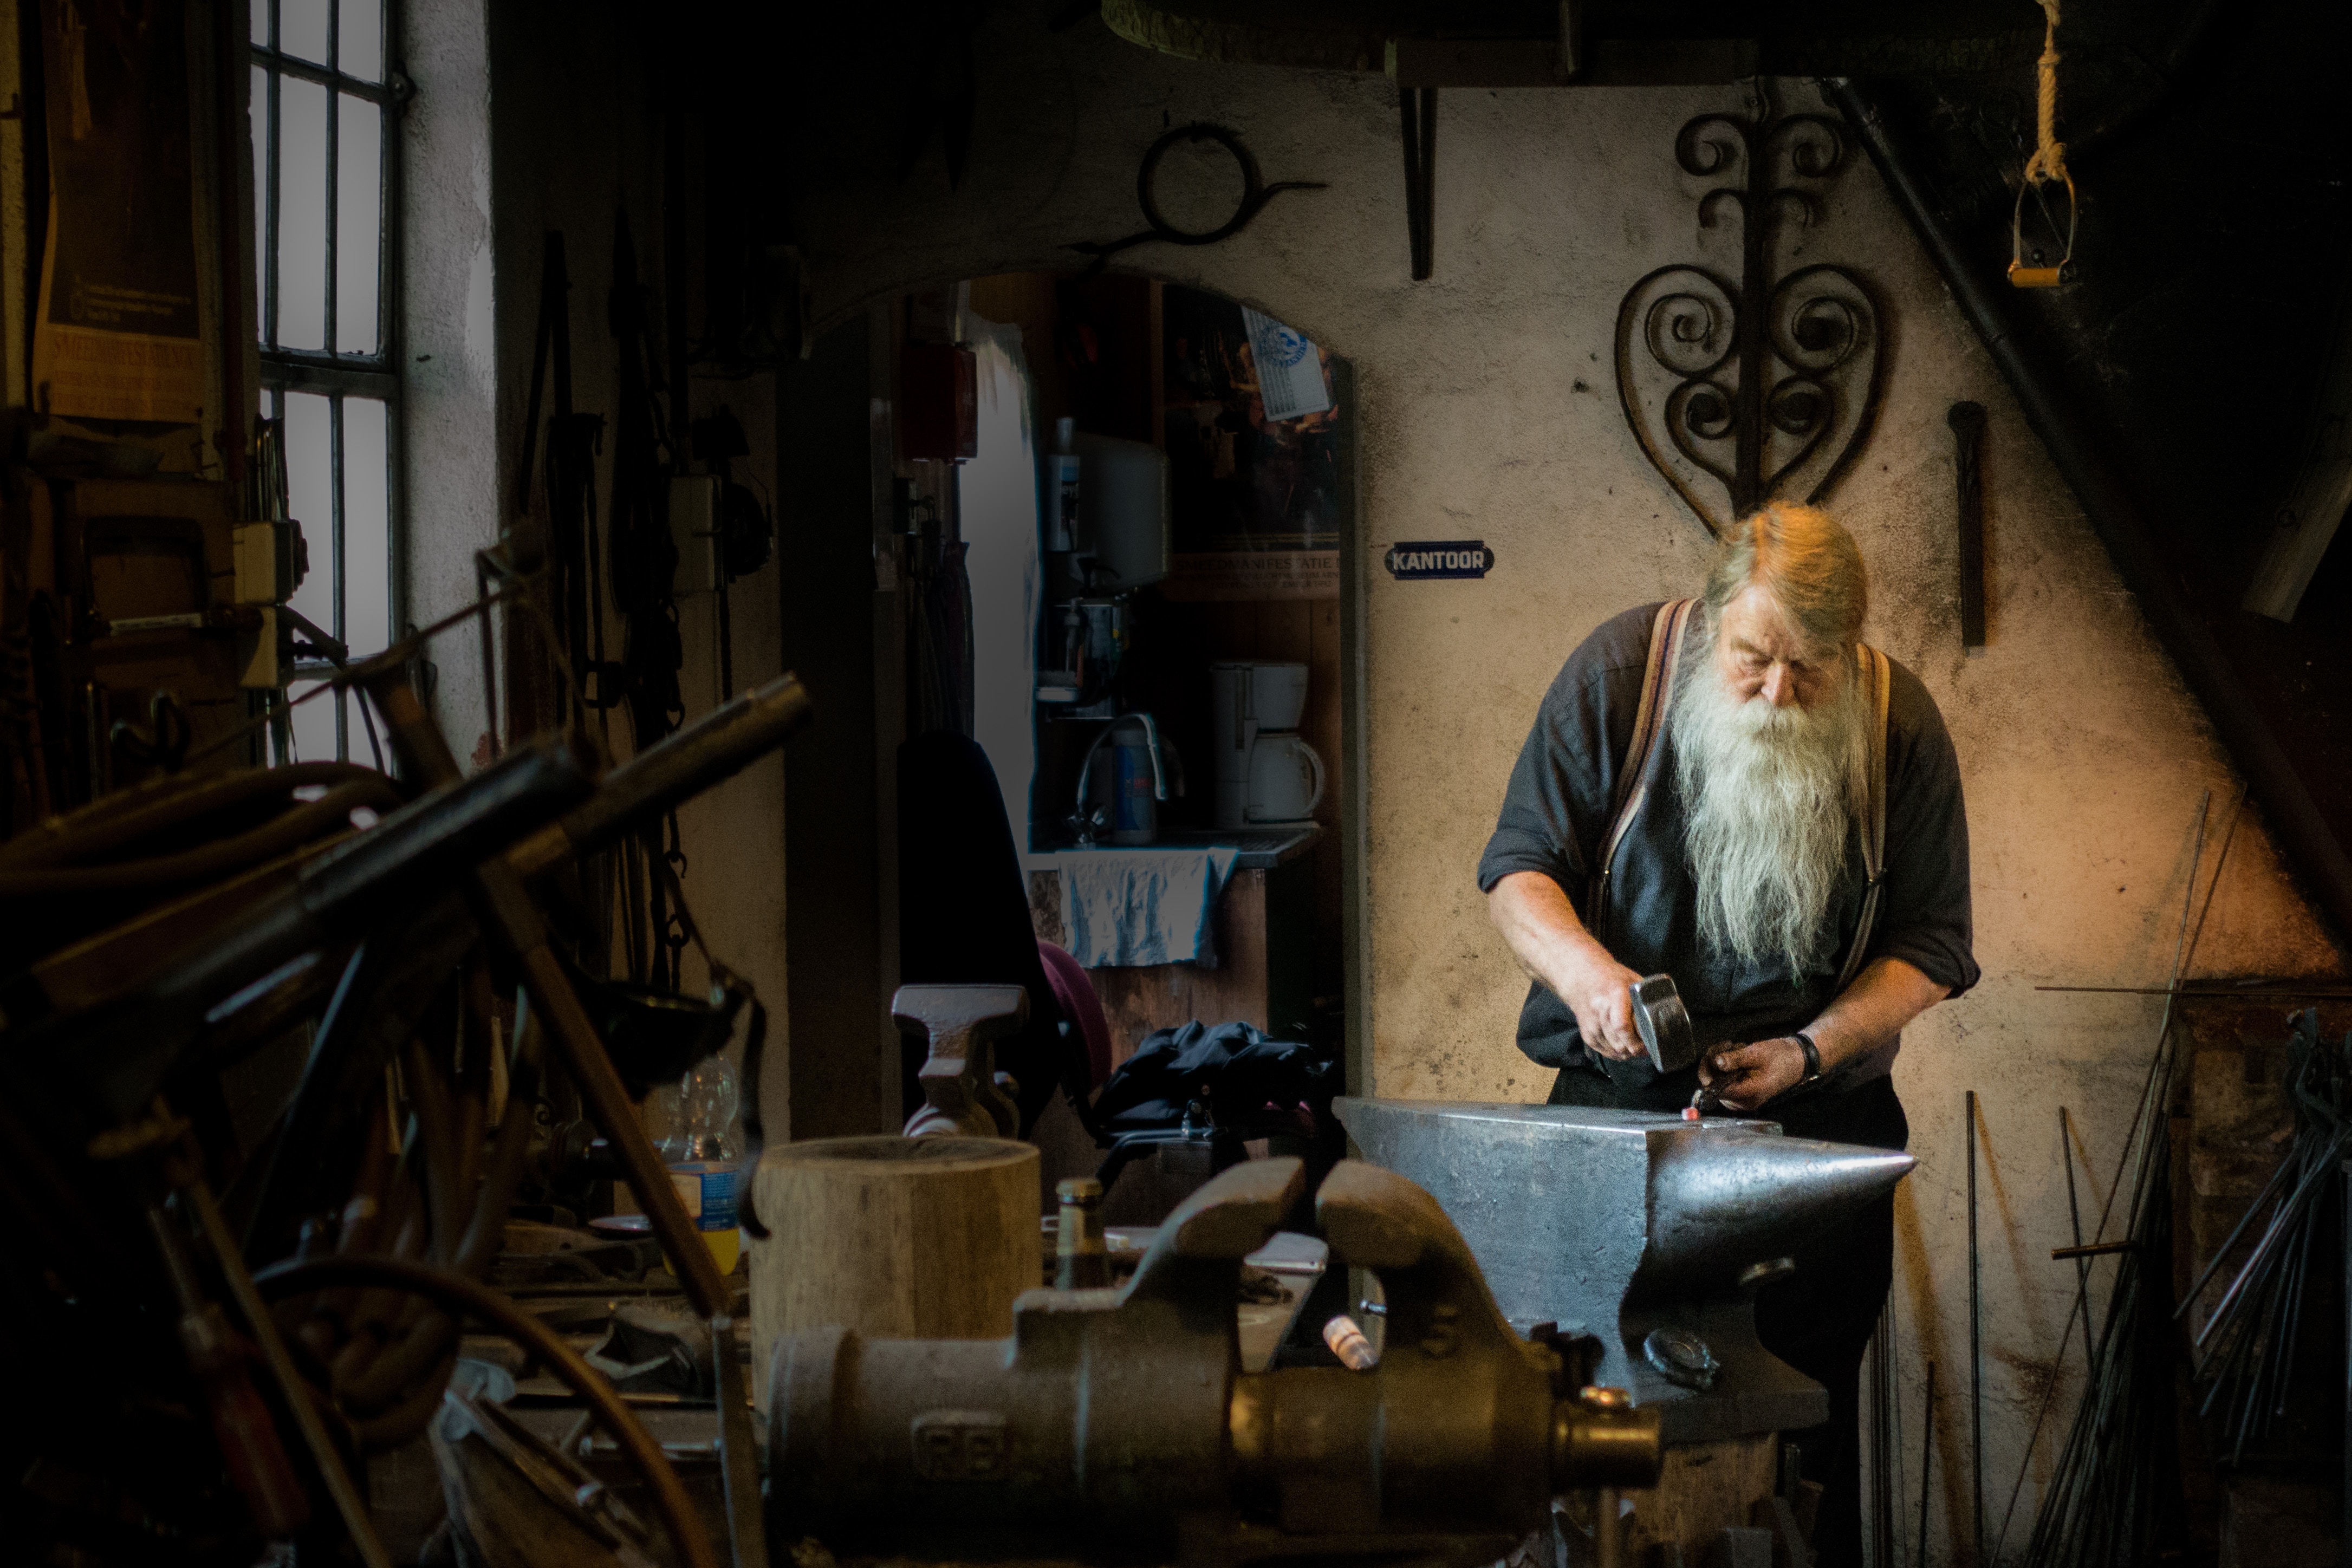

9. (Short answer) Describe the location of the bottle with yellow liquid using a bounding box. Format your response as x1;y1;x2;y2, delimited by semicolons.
663;1059;743;1276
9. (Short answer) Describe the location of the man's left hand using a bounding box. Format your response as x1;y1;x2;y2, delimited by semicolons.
1698;1037;1808;1112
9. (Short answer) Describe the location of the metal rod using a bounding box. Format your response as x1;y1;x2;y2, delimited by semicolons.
1915;1358;1935;1568
2173;1149;2299;1320
1966;1088;1984;1563
1826;76;2352;948
2035;983;2352;998
2340;1159;2350;1551
1870;1305;1895;1567
1949;401;1987;647
1398;87;1436;281
2052;1240;2138;1260
2059;1107;2094;1377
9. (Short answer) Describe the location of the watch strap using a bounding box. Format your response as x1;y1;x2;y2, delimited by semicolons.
1795;1032;1823;1083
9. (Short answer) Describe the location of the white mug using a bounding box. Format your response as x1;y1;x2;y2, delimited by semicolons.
1246;733;1325;823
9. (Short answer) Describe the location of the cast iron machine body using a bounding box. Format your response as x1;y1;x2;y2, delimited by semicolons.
765;1156;1661;1566
1333;1098;1915;1444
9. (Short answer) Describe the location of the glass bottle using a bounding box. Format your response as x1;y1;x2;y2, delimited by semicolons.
665;1058;743;1275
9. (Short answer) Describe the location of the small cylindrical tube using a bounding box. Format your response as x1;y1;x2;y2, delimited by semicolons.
1054;1177;1109;1290
1322;1313;1376;1371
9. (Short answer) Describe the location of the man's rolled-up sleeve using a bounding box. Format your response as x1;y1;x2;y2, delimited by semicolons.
1869;683;1980;999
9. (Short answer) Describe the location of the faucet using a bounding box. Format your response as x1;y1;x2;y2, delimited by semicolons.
1069;714;1169;847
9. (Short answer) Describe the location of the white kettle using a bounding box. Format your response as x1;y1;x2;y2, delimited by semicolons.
1245;732;1324;824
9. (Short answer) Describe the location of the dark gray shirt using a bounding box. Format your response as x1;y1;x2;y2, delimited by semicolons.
1477;603;1978;1109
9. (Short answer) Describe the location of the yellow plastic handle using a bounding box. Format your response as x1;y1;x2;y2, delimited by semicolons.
2007;262;2064;289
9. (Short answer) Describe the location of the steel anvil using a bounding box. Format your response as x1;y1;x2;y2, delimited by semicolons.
1333;1098;1914;1444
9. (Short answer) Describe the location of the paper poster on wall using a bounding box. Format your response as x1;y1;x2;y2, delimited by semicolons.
1164;285;1340;556
31;0;205;424
1240;307;1332;423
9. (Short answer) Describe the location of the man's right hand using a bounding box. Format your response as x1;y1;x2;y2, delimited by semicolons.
1558;946;1649;1061
1487;871;1648;1062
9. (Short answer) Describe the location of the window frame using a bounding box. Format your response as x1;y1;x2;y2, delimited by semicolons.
250;0;405;762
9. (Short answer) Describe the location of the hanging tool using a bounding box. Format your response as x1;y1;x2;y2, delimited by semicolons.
2009;1;2077;288
1399;87;1437;281
1949;401;1987;648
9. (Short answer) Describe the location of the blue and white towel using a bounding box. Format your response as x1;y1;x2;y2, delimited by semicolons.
1058;847;1240;968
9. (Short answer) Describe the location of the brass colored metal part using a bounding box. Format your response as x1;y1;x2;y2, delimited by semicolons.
766;1158;1662;1566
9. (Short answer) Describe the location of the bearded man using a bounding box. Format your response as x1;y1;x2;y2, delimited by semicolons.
1479;503;1975;1567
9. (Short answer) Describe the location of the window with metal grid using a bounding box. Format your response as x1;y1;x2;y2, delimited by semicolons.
249;0;400;763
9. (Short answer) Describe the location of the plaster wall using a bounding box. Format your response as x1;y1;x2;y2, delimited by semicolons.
402;1;791;1135
401;0;500;749
774;8;2345;1558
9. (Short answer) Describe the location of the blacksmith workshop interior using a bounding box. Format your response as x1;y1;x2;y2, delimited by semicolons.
10;3;2352;1566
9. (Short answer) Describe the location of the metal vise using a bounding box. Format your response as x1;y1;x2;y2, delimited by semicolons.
1333;1098;1915;1444
765;1157;1661;1565
894;984;1025;1139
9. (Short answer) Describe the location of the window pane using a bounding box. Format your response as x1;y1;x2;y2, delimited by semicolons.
275;77;329;351
281;0;329;64
249;65;269;331
283;391;336;639
252;0;271;47
342;397;389;656
288;678;339;762
338;0;383;82
335;95;381;354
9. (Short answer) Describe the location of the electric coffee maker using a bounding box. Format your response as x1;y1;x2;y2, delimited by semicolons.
1209;661;1323;828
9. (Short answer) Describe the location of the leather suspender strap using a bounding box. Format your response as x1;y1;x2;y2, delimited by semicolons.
1587;598;1698;944
1833;643;1894;992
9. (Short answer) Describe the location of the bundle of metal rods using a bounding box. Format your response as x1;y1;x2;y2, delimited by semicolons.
2018;1006;2183;1565
2180;1010;2349;1463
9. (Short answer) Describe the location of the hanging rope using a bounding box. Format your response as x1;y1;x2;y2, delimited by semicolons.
2009;0;2078;288
2024;0;2068;187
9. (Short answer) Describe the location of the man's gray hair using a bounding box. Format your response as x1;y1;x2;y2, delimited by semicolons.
1701;503;1868;655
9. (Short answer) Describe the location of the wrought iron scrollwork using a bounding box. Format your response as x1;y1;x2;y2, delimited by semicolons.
1616;96;1887;538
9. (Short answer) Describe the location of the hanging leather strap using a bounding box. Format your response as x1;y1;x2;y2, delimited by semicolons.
1833;642;1894;992
1587;598;1698;944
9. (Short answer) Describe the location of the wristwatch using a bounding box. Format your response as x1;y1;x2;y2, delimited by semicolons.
1794;1032;1823;1084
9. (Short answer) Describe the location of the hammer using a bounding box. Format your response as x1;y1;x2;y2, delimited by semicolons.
1629;974;1697;1075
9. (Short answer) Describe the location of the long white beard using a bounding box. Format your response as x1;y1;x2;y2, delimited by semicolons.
1672;649;1868;980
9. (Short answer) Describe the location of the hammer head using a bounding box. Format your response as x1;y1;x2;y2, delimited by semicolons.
1630;973;1696;1074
